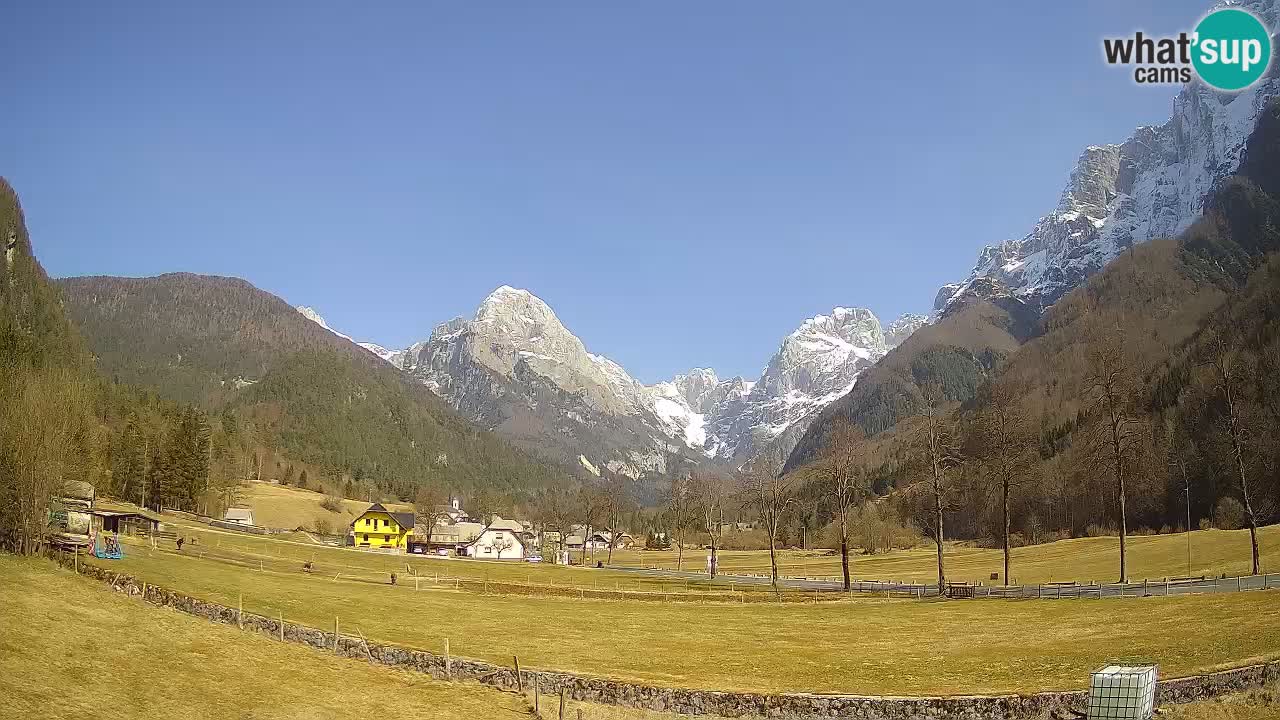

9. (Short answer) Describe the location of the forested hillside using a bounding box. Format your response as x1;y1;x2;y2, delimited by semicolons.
0;177;98;552
784;292;1039;472
789;101;1280;574
57;273;570;502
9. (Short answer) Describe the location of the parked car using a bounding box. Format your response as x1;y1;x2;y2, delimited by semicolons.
524;554;543;563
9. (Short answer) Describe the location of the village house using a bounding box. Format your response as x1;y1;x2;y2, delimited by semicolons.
351;503;415;551
464;517;526;560
408;520;484;555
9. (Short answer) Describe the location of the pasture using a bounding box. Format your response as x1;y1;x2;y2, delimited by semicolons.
0;554;687;720
233;481;412;531
612;525;1280;585
7;553;1274;719
78;524;1280;697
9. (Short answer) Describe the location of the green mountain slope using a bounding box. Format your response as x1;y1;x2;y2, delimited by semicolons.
0;178;99;552
56;272;568;498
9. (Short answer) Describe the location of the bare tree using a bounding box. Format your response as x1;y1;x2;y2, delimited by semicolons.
691;470;728;578
0;368;93;555
490;532;514;560
413;479;450;548
1203;332;1262;575
666;474;694;572
741;457;797;599
469;486;508;526
914;386;962;593
1084;342;1145;583
807;419;866;591
576;482;608;566
532;484;576;563
975;382;1036;585
601;473;632;566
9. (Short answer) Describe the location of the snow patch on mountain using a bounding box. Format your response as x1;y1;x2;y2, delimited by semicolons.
296;306;352;341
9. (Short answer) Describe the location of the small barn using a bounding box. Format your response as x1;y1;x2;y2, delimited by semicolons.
223;507;255;526
91;501;162;536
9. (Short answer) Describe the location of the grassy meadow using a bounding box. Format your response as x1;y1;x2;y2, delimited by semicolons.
612;525;1280;585
234;481;412;531
7;553;1272;719
78;527;1280;696
0;554;699;720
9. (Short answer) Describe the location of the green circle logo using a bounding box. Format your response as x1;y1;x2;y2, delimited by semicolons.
1192;8;1272;91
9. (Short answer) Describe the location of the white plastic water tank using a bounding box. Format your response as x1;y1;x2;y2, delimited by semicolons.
1087;665;1157;720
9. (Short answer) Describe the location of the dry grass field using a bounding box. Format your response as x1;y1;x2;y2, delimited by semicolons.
4;552;1277;718
77;528;1280;697
612;525;1280;585
233;482;412;530
0;554;701;720
1164;686;1280;720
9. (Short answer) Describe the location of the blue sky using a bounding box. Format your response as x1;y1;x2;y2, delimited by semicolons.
2;0;1208;382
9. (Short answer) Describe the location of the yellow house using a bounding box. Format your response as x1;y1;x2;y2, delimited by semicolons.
351;503;415;550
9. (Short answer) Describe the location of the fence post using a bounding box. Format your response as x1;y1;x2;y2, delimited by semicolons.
334;616;339;654
534;677;540;716
559;687;567;719
279;611;285;642
514;656;523;693
445;638;452;679
238;593;243;629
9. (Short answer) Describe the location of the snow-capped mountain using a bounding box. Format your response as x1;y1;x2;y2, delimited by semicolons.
694;307;891;465
350;286;922;477
295;305;415;365
393;286;701;477
936;0;1280;313
647;369;755;455
295;306;352;341
885;313;929;348
357;342;412;368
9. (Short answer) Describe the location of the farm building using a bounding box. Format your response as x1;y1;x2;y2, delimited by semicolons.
91;501;162;536
222;507;254;526
464;517;525;560
351;503;416;550
408;521;484;555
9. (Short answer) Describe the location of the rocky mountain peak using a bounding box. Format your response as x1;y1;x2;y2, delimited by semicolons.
935;2;1280;315
757;306;884;399
885;313;929;348
666;368;721;410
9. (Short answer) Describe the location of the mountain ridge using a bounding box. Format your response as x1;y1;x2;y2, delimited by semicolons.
307;285;927;477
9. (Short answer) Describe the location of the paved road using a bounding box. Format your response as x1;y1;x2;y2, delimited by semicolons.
610;565;1280;599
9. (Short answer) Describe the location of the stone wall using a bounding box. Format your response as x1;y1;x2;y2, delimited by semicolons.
52;552;1277;720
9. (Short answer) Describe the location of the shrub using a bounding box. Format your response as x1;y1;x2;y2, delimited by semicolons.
314;516;333;537
852;502;921;554
1214;497;1246;530
319;495;343;513
1199;517;1213;531
1084;523;1116;538
720;528;772;551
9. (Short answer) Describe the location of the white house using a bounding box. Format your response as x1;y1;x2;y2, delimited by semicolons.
223;507;254;525
465;517;526;560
